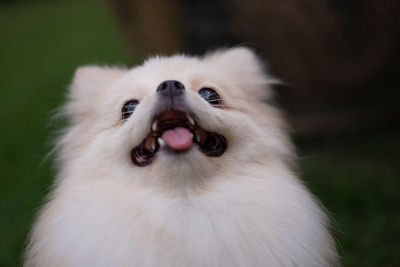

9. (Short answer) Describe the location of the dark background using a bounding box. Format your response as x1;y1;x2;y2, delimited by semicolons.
0;0;399;266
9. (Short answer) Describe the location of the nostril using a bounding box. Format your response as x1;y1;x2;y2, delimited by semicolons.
161;82;167;90
174;81;184;90
157;80;185;97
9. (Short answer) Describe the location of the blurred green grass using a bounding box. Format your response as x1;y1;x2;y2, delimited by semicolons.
0;1;399;266
0;0;128;265
297;133;400;266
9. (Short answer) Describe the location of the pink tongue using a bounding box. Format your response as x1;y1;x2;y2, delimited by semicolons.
161;127;193;150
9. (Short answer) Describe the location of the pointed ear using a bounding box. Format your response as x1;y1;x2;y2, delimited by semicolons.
66;66;126;120
204;47;279;99
70;65;126;99
204;47;271;78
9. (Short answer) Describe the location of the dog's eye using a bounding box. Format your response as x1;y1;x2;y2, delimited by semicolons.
198;88;221;106
122;100;139;120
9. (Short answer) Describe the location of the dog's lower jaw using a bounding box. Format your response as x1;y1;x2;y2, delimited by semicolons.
145;148;221;193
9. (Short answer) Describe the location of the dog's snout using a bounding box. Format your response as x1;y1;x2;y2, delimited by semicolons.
157;80;185;97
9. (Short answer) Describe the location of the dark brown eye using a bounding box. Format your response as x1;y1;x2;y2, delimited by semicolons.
198;88;221;105
122;100;139;120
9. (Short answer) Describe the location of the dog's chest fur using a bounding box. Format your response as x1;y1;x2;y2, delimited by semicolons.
27;168;335;267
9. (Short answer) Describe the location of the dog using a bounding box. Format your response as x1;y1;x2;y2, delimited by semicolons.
24;47;339;266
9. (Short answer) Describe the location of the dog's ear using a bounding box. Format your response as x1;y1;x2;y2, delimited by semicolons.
204;47;280;99
204;47;262;74
70;66;126;101
66;66;126;121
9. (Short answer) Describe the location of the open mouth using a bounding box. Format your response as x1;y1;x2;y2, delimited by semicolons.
131;109;227;167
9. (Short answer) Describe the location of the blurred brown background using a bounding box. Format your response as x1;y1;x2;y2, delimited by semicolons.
109;0;400;135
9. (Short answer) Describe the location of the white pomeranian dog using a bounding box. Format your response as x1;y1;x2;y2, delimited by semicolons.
25;47;339;266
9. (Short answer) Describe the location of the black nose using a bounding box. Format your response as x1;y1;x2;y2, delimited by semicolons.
157;80;185;97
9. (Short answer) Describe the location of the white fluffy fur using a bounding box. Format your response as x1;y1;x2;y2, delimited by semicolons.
25;48;339;266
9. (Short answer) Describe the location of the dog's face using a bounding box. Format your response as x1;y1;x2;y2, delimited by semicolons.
61;48;291;190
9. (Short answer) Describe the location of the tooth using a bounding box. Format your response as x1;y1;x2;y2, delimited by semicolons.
194;129;206;144
157;138;165;147
144;138;155;151
187;115;195;125
195;132;201;143
152;120;158;131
